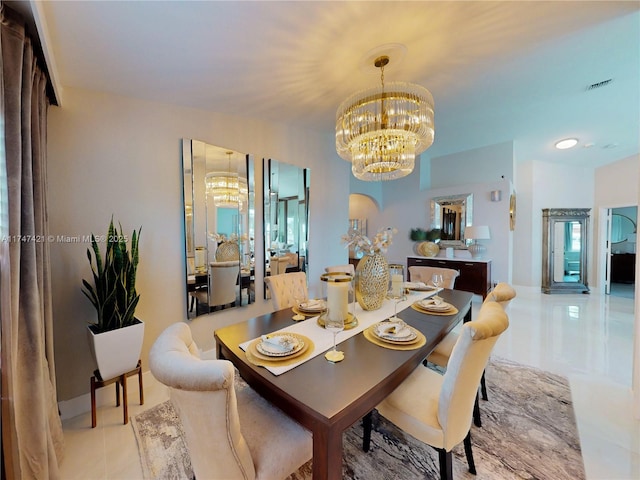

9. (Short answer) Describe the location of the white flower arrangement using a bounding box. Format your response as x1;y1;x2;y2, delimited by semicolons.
209;233;248;244
341;227;397;256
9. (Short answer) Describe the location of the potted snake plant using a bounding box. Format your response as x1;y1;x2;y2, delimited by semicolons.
82;218;143;380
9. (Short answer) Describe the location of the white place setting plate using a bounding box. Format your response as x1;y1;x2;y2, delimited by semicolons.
373;321;418;343
417;297;453;312
404;282;439;292
256;333;305;357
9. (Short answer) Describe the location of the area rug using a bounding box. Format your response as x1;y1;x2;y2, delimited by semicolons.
132;357;585;479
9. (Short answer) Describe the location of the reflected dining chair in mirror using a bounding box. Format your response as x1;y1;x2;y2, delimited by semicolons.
363;301;509;480
194;261;240;312
408;266;459;289
182;138;255;319
149;323;312;480
264;272;308;310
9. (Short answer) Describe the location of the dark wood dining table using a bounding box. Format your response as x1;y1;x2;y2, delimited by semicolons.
215;288;473;480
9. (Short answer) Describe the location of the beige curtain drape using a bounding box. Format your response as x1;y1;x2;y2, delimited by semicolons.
0;5;64;479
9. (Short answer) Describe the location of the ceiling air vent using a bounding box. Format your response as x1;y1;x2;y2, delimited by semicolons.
586;79;612;90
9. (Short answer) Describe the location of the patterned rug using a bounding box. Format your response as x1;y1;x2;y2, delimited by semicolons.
132;357;585;479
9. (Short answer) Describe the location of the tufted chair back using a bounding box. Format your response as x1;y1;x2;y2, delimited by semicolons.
408;266;460;289
150;323;312;479
264;272;308;310
149;322;256;479
437;301;509;450
483;282;516;308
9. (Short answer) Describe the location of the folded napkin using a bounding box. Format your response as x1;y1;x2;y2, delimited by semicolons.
376;321;412;339
420;297;443;306
260;334;295;352
300;299;324;310
418;297;451;311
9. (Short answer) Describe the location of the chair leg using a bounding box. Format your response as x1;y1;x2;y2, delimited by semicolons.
480;370;488;401
464;430;477;475
362;411;373;452
437;448;454;480
473;391;482;427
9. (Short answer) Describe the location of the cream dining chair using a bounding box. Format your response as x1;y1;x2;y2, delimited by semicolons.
427;282;517;426
408;265;460;288
149;322;312;480
363;301;509;480
263;271;308;310
194;260;240;312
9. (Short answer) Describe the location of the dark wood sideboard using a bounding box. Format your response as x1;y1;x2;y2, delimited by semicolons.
407;256;492;298
610;253;636;284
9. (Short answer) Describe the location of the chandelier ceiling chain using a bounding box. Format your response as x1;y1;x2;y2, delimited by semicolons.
335;53;435;181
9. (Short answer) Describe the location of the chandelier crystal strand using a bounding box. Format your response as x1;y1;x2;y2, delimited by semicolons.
205;152;249;211
336;56;434;181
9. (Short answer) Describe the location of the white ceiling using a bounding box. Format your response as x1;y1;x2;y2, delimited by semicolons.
26;1;640;168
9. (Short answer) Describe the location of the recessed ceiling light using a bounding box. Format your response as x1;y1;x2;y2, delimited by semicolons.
555;138;578;150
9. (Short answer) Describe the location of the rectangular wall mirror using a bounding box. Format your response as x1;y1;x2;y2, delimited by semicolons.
263;159;309;294
430;193;473;248
182;139;255;317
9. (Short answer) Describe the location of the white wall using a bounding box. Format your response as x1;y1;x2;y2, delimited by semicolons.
47;87;350;401
593;154;640;417
353;143;515;286
513;160;595;287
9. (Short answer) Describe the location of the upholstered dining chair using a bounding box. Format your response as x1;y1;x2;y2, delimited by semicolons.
427;282;517;426
363;301;509;480
408;266;460;289
269;255;290;275
149;323;312;480
325;264;356;277
195;260;240;312
263;271;308;310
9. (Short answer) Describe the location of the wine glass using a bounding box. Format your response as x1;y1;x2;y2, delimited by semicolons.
292;291;307;321
390;292;407;321
431;273;444;289
324;307;345;363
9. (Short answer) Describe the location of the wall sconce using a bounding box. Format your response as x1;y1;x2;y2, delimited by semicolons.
490;190;502;202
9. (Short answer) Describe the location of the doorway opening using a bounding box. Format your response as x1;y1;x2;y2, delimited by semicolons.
606;206;637;299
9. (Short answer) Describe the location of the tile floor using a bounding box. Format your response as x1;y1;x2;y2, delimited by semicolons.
59;286;639;479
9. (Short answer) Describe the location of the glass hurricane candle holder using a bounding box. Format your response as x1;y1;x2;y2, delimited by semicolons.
319;272;357;330
388;264;405;299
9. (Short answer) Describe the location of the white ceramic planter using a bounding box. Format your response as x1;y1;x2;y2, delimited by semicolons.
87;319;144;380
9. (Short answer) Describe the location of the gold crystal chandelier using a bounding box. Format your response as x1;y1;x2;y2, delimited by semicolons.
205;152;248;212
336;55;435;181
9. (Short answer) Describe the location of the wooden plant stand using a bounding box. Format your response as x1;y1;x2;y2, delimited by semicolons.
90;359;143;428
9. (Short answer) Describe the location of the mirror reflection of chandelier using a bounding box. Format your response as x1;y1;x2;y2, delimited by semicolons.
336;55;435;181
205;151;248;212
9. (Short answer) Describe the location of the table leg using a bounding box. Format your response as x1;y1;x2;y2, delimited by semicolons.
312;426;343;480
